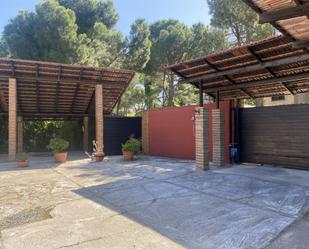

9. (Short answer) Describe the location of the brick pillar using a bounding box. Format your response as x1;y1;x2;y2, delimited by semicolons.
17;116;23;153
212;109;225;167
8;78;17;161
83;116;89;152
95;84;104;153
195;107;209;170
142;111;149;154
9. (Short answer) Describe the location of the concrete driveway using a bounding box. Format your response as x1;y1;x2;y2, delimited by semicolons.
0;155;309;249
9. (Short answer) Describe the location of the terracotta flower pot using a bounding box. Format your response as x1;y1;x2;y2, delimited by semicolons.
17;161;29;167
123;151;134;161
53;152;68;163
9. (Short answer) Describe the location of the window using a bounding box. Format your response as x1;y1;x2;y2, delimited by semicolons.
271;95;285;101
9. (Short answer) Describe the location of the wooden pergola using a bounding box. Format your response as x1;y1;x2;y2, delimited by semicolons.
164;35;309;103
163;1;309;170
0;58;135;160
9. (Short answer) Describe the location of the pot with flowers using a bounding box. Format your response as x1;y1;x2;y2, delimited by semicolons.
16;152;30;167
47;137;69;163
122;136;141;161
92;140;105;162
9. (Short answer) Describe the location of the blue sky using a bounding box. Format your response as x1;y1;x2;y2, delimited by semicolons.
1;0;211;35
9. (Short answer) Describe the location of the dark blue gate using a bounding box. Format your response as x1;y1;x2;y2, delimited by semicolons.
89;115;141;155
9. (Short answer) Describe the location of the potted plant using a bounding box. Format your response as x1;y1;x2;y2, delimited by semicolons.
16;152;29;167
122;137;141;161
47;137;69;163
92;140;105;162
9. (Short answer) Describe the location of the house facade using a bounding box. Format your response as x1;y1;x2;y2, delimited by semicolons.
256;93;309;107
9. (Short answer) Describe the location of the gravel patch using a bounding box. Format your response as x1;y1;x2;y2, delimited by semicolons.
0;207;53;237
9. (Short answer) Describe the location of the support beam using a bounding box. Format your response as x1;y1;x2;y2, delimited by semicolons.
204;72;309;93
17;116;23;153
199;81;203;107
83;116;89;152
179;54;309;83
95;84;104;153
8;78;17;161
240;89;254;99
259;3;309;24
292;39;309;49
216;91;220;109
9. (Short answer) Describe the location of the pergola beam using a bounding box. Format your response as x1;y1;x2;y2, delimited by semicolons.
292;39;309;49
179;54;309;84
248;47;295;95
259;3;309;24
0;76;124;86
203;72;309;93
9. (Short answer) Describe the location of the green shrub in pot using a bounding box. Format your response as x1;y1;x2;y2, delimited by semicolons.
122;137;141;160
47;138;69;163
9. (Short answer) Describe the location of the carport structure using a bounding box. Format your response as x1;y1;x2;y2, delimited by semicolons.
165;0;309;170
0;58;135;161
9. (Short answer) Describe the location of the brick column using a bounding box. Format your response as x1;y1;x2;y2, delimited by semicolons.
8;78;17;161
17;116;23;153
212;109;225;167
95;84;104;153
195;107;209;170
142;111;149;154
83;116;89;152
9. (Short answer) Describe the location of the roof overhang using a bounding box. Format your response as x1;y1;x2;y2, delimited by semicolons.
0;58;135;118
165;35;309;100
242;0;309;49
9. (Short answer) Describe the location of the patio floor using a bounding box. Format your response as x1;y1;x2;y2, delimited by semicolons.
0;155;309;249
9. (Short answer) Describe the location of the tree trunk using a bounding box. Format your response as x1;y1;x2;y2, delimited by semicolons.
144;81;152;110
116;99;121;115
167;75;175;107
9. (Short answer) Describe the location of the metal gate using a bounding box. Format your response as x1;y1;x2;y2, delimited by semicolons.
239;104;309;170
89;116;141;155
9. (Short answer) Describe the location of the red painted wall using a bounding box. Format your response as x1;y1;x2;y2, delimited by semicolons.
148;101;231;161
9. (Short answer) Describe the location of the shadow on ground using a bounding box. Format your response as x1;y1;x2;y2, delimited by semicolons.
70;156;309;249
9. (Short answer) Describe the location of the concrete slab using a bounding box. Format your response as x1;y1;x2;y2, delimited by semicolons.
0;155;309;249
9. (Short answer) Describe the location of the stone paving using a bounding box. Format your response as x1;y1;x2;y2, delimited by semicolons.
0;155;309;249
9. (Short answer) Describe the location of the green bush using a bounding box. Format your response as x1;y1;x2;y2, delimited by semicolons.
17;152;28;162
47;138;69;153
122;137;141;154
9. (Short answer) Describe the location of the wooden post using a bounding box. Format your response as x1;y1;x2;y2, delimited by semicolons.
199;81;203;107
17;116;23;154
216;90;220;109
83;116;89;152
95;84;104;153
8;78;17;161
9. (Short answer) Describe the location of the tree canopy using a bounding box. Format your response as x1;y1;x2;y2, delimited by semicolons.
207;0;275;45
0;0;275;115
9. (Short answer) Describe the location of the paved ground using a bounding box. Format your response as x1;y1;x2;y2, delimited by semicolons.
0;155;309;249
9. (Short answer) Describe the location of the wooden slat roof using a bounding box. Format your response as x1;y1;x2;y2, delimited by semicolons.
0;58;135;117
165;35;309;100
243;0;309;43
